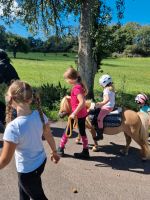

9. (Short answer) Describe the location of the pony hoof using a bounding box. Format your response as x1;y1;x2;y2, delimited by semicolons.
92;146;99;152
120;149;128;156
75;139;81;144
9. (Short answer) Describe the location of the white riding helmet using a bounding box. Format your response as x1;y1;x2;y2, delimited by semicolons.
135;93;149;104
99;74;113;87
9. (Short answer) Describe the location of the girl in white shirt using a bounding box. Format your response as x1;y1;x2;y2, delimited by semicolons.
95;74;115;140
0;80;60;200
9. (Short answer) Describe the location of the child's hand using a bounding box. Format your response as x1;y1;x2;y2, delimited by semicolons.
51;152;60;164
69;112;76;119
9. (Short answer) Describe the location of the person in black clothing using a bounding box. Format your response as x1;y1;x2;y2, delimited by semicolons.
0;49;19;132
0;49;19;85
0;101;5;133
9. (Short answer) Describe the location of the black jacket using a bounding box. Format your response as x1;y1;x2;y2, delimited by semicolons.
0;59;19;85
0;101;5;124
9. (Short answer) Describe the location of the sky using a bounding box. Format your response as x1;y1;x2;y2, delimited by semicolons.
111;0;150;25
0;0;150;39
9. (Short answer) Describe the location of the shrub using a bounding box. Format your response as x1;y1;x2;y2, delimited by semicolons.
123;44;148;57
112;52;123;58
38;82;68;110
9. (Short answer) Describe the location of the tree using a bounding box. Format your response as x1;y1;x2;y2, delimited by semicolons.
112;22;141;53
0;25;8;50
134;26;150;56
7;34;30;58
28;37;44;52
0;0;125;98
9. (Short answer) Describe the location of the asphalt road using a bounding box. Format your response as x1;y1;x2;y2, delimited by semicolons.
0;121;150;200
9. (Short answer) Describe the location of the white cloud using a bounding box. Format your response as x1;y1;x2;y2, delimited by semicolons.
0;0;19;17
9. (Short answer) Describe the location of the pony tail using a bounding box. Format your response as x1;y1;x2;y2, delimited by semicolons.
5;100;13;125
33;90;46;130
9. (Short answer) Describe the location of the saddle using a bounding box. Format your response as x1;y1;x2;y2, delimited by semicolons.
88;107;122;128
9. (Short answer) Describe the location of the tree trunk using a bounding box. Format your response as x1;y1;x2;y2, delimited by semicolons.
78;0;97;99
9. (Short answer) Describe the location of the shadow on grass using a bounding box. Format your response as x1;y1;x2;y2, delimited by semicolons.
10;55;74;62
90;142;150;174
12;57;44;61
102;63;129;68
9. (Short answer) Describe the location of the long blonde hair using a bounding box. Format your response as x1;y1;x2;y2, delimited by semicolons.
5;80;46;129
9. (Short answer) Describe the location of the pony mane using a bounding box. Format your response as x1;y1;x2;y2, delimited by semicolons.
59;96;72;115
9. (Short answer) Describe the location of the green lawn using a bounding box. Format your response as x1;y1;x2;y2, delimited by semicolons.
99;57;150;94
9;52;76;88
6;52;150;119
10;52;150;94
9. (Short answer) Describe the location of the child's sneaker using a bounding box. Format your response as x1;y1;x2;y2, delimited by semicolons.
74;149;90;159
57;147;65;157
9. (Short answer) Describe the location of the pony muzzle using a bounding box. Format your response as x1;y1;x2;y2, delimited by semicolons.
59;111;68;118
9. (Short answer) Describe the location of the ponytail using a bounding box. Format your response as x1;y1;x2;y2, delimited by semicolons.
32;90;46;131
5;100;13;125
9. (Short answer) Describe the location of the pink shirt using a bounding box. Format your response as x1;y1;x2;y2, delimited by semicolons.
71;84;87;118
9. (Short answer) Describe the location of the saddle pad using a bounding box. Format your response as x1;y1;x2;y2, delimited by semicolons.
104;114;122;127
88;108;122;127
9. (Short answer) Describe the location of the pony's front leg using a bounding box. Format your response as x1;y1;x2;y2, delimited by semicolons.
87;125;99;152
85;118;99;151
120;133;132;156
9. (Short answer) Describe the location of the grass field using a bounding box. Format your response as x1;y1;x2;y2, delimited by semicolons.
5;52;150;119
9;52;150;93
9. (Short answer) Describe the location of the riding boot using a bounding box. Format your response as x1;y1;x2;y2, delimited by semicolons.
74;148;90;159
94;126;104;141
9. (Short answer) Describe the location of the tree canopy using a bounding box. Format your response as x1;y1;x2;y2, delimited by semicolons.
0;0;126;98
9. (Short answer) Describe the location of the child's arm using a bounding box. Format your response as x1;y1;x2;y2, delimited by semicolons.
96;94;109;108
70;93;85;118
43;123;60;163
0;141;16;169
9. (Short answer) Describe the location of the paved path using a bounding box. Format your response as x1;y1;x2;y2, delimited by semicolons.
0;121;150;200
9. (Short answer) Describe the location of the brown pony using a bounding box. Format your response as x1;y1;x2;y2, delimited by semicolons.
59;96;150;160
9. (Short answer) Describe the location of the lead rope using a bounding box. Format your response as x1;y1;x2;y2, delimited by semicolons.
65;116;78;138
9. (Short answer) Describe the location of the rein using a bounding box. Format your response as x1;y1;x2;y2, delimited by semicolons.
65;116;78;138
